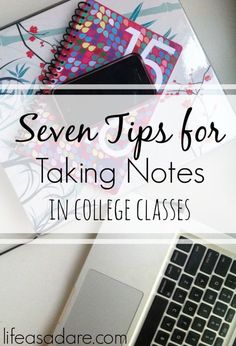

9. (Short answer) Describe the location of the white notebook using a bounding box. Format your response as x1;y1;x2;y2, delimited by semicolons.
0;0;235;247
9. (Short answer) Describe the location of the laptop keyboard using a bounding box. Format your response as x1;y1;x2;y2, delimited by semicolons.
135;237;236;346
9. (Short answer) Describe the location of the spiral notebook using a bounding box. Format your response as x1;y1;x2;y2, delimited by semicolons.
16;0;184;200
15;1;184;200
42;0;182;86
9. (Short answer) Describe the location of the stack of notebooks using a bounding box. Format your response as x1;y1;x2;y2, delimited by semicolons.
0;0;235;240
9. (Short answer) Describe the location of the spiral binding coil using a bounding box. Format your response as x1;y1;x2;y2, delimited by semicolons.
42;1;92;84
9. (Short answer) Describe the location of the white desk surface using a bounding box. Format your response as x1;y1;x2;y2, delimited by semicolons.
0;0;235;336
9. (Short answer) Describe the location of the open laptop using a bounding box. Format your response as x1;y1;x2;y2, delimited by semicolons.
53;199;236;346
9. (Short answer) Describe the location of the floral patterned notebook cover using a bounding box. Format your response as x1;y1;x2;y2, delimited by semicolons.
0;0;235;237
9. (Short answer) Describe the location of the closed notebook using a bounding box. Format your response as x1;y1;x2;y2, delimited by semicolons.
2;0;233;233
42;0;182;87
18;0;183;196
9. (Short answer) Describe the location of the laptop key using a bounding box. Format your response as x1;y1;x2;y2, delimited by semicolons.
167;302;182;318
219;323;229;337
158;278;176;298
213;302;228;317
165;264;181;281
201;329;216;345
185;244;206;275
179;274;193;290
176;236;193;253
198;302;212;318
183;300;198;316
185;331;200;346
203;289;217;305
215;255;232;277
161;316;175;332
219;287;233;303
207;315;222;331
173;288;187;304
134;295;168;346
231;295;236;308
177;314;191;330
225;273;236;290
171;329;186;344
189;286;204;302
171;250;187;267
214;337;224;346
225;308;235;322
191;316;206;332
230;260;236;274
155;330;170;345
209;275;224;291
201;249;219;275
195;272;209;289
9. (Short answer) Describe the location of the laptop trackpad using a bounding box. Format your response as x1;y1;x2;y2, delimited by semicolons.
63;269;143;345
